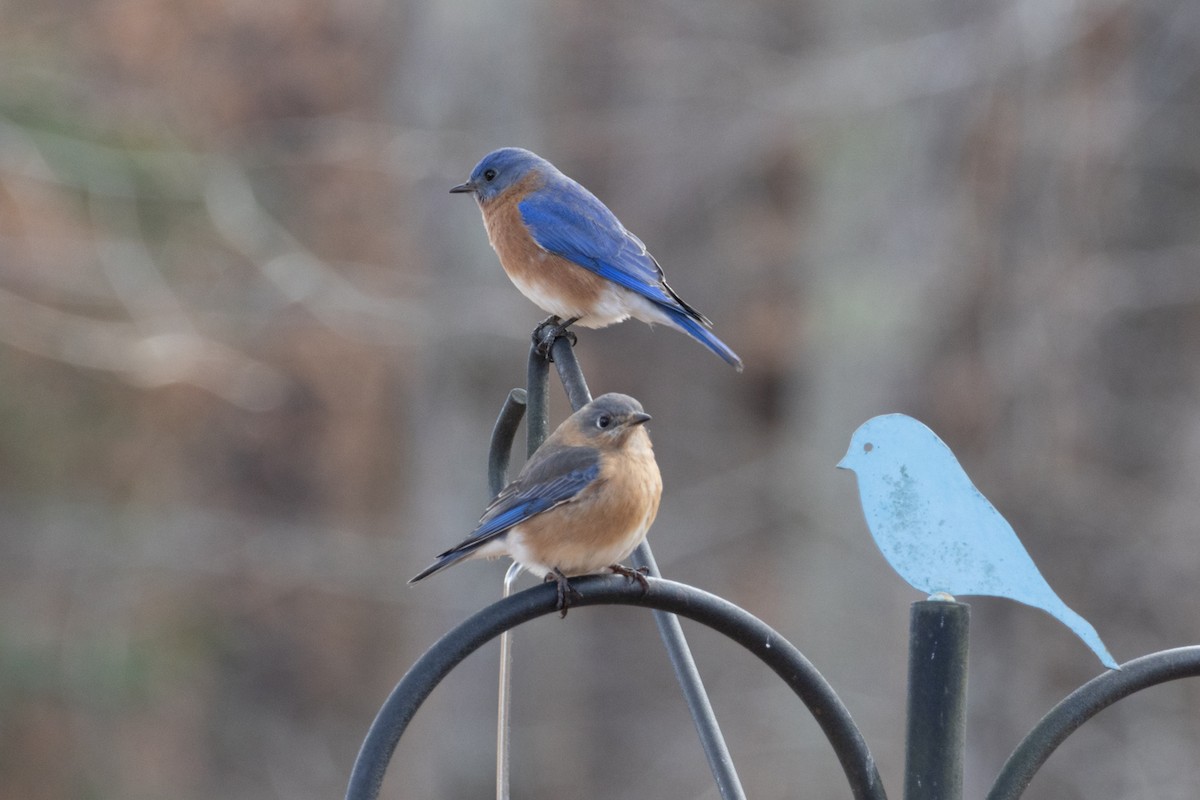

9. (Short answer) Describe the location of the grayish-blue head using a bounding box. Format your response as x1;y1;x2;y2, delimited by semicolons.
570;393;652;444
449;147;555;203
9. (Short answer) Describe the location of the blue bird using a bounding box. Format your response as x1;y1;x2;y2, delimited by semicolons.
838;413;1119;670
410;393;663;615
450;147;743;371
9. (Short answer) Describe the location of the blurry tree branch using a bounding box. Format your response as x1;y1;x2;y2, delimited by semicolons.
0;114;428;408
204;159;427;343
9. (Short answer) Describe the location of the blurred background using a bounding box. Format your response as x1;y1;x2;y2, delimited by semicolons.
2;0;1199;797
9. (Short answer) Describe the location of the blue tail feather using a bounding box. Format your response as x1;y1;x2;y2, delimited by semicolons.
409;546;477;584
662;306;743;371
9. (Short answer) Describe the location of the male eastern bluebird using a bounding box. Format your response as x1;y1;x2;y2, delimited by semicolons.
450;147;743;371
838;414;1119;670
410;393;663;615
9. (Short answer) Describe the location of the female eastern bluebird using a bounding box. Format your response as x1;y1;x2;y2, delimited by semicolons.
450;147;743;371
410;393;663;615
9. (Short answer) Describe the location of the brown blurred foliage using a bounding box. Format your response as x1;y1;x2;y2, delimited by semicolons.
1;0;1199;798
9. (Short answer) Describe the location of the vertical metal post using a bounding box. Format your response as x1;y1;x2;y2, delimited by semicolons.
904;598;970;800
525;346;549;458
495;562;523;800
630;541;745;799
487;390;530;800
548;338;592;411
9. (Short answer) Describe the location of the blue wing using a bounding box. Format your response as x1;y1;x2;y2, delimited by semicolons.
518;179;706;319
409;446;601;582
472;453;600;541
519;176;744;370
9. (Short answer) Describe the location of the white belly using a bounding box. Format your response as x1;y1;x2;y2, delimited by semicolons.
507;270;676;331
504;520;651;579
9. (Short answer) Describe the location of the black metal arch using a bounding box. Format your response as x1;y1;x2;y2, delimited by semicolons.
987;646;1200;800
344;575;887;800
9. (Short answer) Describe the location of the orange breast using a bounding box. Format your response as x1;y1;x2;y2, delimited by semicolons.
515;429;662;576
480;176;612;322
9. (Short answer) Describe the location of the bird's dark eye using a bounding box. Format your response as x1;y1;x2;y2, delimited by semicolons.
483;168;497;181
596;414;612;429
863;442;874;453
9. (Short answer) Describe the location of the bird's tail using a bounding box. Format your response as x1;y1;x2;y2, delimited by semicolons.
661;306;743;371
1040;599;1120;670
408;547;476;584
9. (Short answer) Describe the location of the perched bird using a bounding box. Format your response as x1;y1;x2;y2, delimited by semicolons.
838;414;1119;670
410;393;663;615
450;147;742;371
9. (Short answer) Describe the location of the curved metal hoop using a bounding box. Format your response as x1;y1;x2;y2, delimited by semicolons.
988;646;1200;800
345;575;887;800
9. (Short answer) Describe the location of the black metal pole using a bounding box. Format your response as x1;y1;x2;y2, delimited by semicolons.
525;345;549;458
631;541;745;799
549;337;591;411
904;599;969;800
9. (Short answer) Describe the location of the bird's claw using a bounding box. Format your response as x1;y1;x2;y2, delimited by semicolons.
546;568;583;618
532;316;578;359
609;563;651;593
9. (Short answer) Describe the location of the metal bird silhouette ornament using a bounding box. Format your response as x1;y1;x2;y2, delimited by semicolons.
838;414;1119;670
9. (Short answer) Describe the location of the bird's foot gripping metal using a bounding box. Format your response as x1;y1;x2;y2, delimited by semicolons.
609;563;651;593
532;315;579;359
546;568;584;617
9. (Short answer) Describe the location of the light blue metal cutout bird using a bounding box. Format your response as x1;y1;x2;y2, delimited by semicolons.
838;413;1119;670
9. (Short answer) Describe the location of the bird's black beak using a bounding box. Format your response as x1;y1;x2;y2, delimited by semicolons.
449;181;474;194
627;412;652;426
